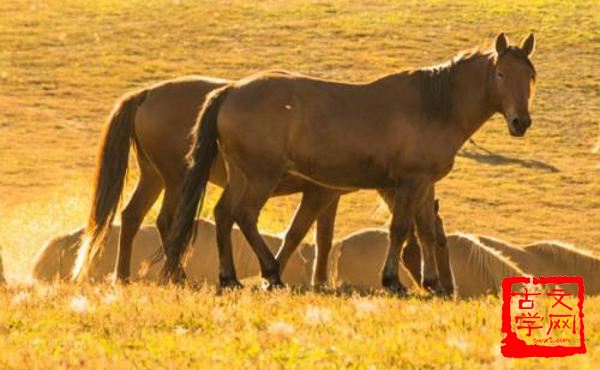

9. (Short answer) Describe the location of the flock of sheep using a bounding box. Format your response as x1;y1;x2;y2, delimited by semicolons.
12;218;597;298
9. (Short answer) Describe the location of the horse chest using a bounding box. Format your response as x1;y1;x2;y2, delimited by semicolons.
432;160;455;181
389;159;454;184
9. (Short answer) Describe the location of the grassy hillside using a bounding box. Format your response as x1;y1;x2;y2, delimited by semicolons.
0;0;598;368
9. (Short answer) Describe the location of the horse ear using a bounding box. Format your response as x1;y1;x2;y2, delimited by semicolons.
495;32;509;55
521;33;535;57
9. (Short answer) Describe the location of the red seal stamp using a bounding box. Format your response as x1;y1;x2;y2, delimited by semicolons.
501;276;586;358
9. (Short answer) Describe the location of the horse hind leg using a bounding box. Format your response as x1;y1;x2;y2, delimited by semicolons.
116;161;163;283
229;166;284;289
156;180;188;284
213;181;244;289
274;189;340;287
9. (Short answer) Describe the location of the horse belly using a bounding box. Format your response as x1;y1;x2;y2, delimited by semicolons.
288;155;395;189
287;129;396;188
287;122;453;188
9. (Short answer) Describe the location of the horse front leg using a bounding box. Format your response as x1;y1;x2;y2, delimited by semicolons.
377;188;422;288
312;195;340;287
380;185;423;295
401;224;423;286
414;188;454;297
433;199;454;296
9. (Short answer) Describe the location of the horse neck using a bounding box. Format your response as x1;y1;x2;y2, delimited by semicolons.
447;55;497;147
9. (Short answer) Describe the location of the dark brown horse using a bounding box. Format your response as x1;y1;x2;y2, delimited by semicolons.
163;33;536;294
71;75;425;288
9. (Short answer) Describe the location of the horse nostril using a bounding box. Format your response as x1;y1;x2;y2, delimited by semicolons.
511;118;519;127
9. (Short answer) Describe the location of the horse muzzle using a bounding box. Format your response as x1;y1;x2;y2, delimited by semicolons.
507;115;531;137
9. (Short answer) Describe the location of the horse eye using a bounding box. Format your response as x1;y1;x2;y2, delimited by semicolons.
497;72;504;79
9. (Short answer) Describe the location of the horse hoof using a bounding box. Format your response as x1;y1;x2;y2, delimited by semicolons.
173;267;187;283
170;276;186;286
422;278;438;290
423;278;452;297
311;282;328;292
438;284;454;298
262;278;285;291
159;266;187;286
219;275;244;290
382;277;408;296
111;273;131;286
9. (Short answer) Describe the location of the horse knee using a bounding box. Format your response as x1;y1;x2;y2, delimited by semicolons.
390;220;411;240
213;201;232;225
316;217;334;236
121;206;144;229
283;226;305;246
233;208;257;228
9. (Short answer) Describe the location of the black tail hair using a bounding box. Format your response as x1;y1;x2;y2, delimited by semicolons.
162;85;232;279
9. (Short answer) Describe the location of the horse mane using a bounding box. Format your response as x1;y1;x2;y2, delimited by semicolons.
416;59;456;122
415;48;491;122
524;241;600;274
453;232;526;288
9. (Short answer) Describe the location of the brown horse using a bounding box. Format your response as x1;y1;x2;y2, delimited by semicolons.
71;75;345;286
163;32;536;295
71;75;431;288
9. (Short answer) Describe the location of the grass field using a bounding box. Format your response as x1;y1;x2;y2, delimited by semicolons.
0;0;598;368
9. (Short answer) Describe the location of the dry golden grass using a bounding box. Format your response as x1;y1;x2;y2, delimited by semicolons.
0;0;598;368
1;284;599;369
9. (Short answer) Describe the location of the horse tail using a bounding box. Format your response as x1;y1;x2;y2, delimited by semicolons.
72;89;148;281
163;85;232;278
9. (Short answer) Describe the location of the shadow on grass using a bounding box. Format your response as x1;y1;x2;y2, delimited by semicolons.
459;141;560;173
